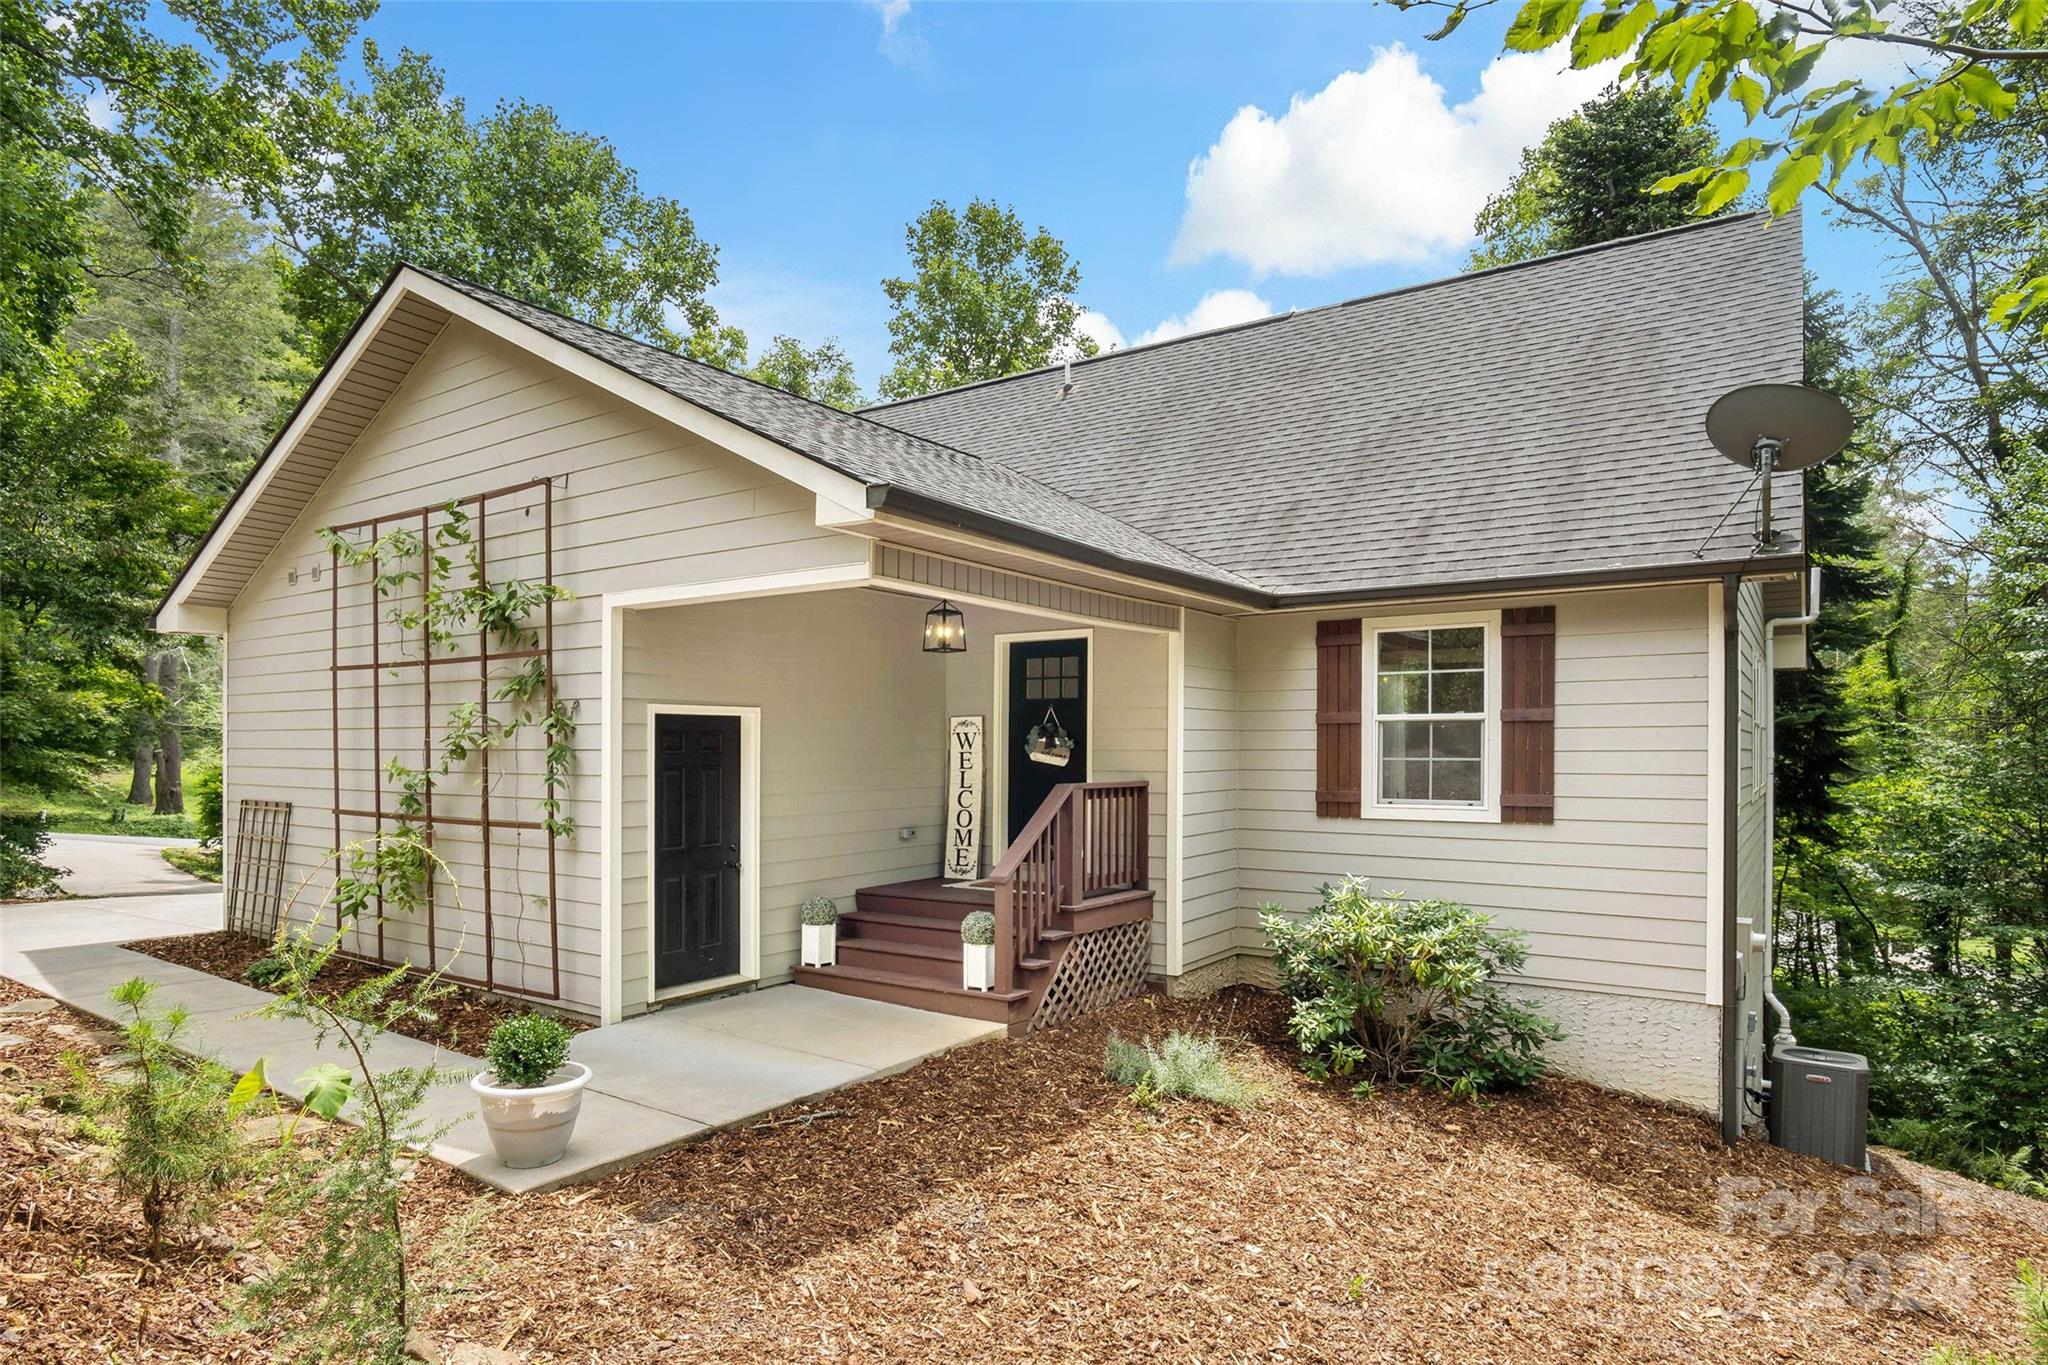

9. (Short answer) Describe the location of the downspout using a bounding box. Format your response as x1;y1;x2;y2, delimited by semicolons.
1719;576;1744;1145
1758;566;1822;1054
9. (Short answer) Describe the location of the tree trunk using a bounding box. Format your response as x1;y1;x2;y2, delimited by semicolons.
154;652;185;814
129;652;164;804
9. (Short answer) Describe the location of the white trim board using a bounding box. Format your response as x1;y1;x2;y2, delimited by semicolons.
643;704;763;1007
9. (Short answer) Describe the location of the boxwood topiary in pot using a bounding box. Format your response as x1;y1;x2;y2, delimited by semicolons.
799;895;839;968
471;1013;587;1169
960;909;996;991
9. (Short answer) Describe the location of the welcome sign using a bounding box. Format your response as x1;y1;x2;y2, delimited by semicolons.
945;716;984;880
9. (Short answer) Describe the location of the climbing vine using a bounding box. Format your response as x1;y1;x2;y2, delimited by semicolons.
319;499;576;924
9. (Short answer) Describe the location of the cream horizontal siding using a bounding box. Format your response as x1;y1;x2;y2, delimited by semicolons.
618;591;946;1013
1234;584;1713;1001
224;318;869;1018
1181;608;1240;971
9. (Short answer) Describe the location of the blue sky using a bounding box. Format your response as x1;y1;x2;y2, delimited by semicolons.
366;0;1899;392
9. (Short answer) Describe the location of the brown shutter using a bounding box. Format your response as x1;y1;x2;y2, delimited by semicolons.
1315;618;1362;817
1501;606;1556;824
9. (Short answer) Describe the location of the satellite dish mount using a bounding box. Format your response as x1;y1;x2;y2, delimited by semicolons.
1699;384;1853;556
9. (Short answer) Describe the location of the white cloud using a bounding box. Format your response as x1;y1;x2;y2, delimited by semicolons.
866;0;927;67
1133;289;1275;346
1072;309;1126;353
1170;45;1616;276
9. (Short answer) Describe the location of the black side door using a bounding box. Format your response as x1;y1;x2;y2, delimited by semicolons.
1007;637;1088;843
653;713;742;990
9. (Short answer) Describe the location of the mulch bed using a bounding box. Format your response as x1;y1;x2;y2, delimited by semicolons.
3;972;2044;1363
123;931;588;1056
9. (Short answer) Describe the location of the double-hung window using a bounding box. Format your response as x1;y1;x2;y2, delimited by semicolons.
1367;615;1501;818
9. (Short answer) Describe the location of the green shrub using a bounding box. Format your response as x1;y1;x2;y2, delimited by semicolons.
0;811;62;898
1104;1030;1260;1109
67;977;246;1257
1926;1260;2046;1364
483;1012;574;1088
192;760;224;846
960;910;995;946
1784;973;2048;1194
1260;877;1561;1097
800;895;839;926
243;954;291;990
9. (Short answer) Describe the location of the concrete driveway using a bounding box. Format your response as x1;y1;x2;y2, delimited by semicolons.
44;833;213;899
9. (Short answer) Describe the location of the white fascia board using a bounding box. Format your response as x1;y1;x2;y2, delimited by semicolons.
394;272;874;516
153;603;228;637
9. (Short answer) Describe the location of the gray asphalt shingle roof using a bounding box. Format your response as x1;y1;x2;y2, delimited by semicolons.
866;211;1807;599
415;268;1265;596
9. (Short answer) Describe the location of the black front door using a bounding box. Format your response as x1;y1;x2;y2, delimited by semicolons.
1007;638;1088;843
654;713;742;990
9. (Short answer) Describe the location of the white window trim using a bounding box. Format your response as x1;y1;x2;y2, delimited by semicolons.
1359;609;1503;824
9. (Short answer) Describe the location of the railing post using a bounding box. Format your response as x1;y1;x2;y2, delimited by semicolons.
1055;786;1081;911
994;878;1017;995
1134;783;1150;890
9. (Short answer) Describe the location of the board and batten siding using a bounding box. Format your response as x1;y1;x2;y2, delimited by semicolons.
223;317;870;1018
1234;584;1714;1001
619;591;946;1013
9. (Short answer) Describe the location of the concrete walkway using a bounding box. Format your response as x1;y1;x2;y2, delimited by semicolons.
1;891;1002;1194
47;833;211;899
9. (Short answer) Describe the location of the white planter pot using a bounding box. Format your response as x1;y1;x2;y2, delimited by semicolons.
801;922;837;968
470;1061;591;1169
963;942;994;992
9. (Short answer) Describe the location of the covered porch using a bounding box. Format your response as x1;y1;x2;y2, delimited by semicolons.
601;556;1175;1033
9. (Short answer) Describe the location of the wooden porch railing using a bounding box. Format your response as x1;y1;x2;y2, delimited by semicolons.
987;781;1149;995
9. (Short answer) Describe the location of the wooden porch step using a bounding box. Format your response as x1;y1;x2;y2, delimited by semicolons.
854;878;994;921
838;933;1055;975
838;908;972;950
794;962;1029;1025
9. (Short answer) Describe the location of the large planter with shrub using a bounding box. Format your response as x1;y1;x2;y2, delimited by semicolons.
960;909;995;991
471;1013;587;1169
800;895;838;967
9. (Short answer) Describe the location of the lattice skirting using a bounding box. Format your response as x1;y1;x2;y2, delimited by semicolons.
1030;919;1150;1031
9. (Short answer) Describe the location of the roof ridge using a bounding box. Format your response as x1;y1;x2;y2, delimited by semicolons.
860;209;1774;414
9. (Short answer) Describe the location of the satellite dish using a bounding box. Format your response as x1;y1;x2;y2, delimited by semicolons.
1701;383;1853;550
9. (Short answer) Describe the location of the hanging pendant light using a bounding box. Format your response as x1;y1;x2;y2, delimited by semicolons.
922;599;966;653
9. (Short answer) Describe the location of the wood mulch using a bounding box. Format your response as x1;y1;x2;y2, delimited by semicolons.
2;973;2043;1363
123;931;588;1056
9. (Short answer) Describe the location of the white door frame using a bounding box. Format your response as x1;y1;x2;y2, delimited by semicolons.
645;703;762;1005
990;628;1096;863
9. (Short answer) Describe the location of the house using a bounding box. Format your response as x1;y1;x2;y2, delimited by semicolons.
154;210;1812;1141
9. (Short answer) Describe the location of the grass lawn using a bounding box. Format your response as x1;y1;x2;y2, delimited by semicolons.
0;765;206;839
159;846;222;881
3;979;2043;1361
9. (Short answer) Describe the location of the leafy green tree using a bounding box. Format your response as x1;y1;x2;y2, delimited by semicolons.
0;0;370;365
1470;83;1724;267
71;192;312;505
1401;0;2048;323
0;335;201;789
265;43;729;361
748;334;864;409
878;198;1096;400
